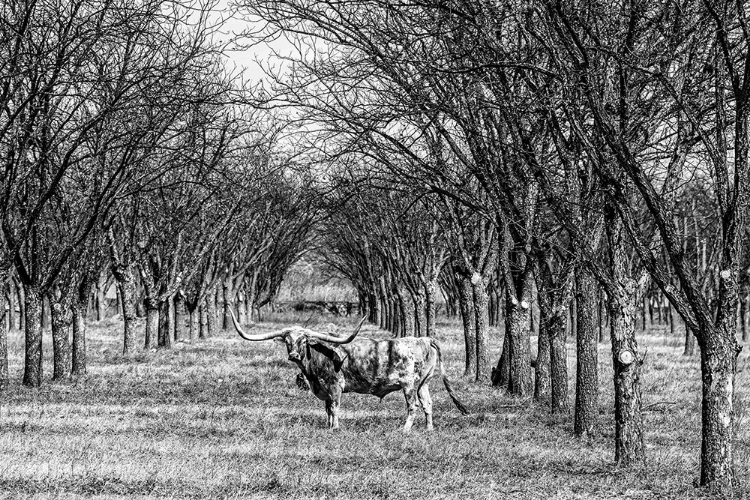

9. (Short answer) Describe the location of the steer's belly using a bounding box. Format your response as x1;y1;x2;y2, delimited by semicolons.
345;381;402;398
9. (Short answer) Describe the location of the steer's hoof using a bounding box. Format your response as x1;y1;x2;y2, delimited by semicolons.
426;425;434;431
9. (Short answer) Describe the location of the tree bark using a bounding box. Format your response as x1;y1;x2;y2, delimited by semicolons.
158;297;172;349
23;285;43;387
608;285;645;465
370;286;381;326
7;284;14;331
16;280;25;332
534;306;551;401
174;293;185;341
96;275;106;321
391;296;402;337
493;328;511;388
459;276;477;377
144;296;159;349
199;304;208;339
222;279;235;330
506;299;532;396
472;274;490;383
71;299;87;376
112;264;137;354
0;279;8;390
548;306;569;413
413;289;426;337
206;288;218;337
397;289;414;337
379;278;388;330
50;298;71;382
740;293;747;342
698;323;740;492
188;306;198;340
425;279;437;337
575;266;598;437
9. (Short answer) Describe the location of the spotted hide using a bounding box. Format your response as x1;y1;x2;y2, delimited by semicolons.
230;313;468;431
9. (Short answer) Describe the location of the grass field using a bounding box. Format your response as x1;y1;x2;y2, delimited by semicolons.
0;315;748;499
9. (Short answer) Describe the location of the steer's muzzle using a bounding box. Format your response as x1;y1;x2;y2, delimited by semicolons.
288;352;301;362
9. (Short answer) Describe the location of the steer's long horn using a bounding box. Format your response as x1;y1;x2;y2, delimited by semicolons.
306;316;367;344
229;309;287;341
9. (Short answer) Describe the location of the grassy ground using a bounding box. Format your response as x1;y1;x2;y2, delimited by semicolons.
0;314;748;499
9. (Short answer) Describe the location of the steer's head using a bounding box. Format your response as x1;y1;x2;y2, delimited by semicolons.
229;311;366;369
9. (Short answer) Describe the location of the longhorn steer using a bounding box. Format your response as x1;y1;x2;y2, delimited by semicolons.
230;312;468;431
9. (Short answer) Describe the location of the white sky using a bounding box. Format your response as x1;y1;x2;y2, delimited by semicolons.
211;1;296;84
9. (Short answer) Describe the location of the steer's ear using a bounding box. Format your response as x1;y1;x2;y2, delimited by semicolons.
273;336;286;344
308;340;345;371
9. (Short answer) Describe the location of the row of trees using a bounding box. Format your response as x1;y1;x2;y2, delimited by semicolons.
241;0;748;493
0;0;313;389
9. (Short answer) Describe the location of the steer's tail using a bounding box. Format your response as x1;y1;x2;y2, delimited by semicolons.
431;339;469;415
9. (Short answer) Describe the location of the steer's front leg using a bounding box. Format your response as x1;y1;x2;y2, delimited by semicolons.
325;393;341;430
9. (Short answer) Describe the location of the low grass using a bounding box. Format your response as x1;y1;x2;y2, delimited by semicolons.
0;316;748;499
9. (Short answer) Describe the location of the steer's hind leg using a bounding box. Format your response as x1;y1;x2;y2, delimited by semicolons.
402;385;418;432
417;385;433;431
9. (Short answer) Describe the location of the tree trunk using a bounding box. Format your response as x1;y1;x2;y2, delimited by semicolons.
548;306;569;413
397;289;414;337
144;296;159;349
472;274;490;383
488;288;497;327
493;328;511;388
96;276;106;321
112;264;137;354
188;306;198;340
71;299;87;376
199;304;208;339
238;290;248;325
392;296;402;337
246;270;258;323
50;298;71;382
575;267;598;437
135;296;145;318
740;294;748;342
697;323;740;492
425;279;437;337
506;299;532;396
370;286;381;326
0;279;8;390
206;288;218;337
41;295;48;330
222;280;235;330
174;293;185;341
609;285;645;465
158;298;172;349
459;276;477;378
598;290;606;343
534;306;551;401
116;285;123;316
7;284;14;331
413;290;426;337
23;285;43;387
16;280;25;332
379;278;388;330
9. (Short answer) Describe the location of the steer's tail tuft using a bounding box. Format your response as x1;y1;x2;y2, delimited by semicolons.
431;339;469;415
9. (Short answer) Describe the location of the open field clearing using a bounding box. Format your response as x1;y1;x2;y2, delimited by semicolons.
0;316;748;499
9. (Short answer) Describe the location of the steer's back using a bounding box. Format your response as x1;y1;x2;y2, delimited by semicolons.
339;337;434;397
